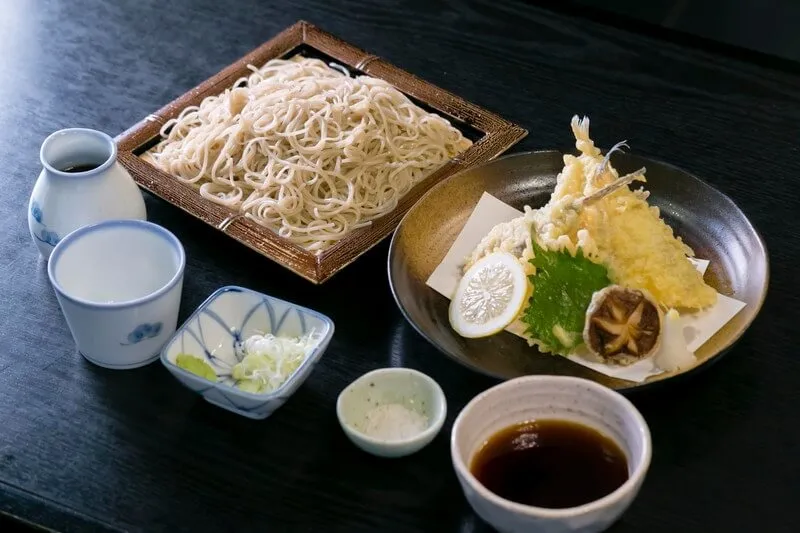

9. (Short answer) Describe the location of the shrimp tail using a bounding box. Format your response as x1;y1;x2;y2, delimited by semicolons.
570;115;602;158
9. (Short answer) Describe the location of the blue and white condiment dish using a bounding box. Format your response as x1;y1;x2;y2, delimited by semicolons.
160;286;334;420
337;368;447;458
47;219;185;369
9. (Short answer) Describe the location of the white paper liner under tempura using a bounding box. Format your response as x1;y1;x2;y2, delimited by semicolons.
426;192;747;383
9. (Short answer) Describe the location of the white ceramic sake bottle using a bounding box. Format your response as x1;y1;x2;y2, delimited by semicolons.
28;128;147;259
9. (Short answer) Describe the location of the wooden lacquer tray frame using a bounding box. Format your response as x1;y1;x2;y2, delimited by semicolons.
116;20;527;284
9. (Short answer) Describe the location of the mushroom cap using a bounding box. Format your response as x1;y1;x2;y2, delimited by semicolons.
582;285;664;365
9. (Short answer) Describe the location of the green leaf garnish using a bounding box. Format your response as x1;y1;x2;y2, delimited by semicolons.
521;240;611;354
175;353;217;382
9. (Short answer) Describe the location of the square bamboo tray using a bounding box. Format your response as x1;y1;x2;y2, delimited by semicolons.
115;20;527;284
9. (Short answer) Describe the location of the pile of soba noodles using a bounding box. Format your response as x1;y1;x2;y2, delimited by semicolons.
142;55;472;252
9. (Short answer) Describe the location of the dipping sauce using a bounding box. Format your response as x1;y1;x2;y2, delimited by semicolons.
59;163;99;173
470;419;628;509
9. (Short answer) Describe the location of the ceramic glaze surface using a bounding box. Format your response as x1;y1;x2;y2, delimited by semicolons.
161;286;334;420
48;220;185;369
28;128;147;259
451;376;651;533
336;368;447;458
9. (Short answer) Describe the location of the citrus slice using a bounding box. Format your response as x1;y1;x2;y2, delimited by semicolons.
449;252;529;338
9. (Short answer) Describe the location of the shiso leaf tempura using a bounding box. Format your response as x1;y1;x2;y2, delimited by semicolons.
521;240;610;353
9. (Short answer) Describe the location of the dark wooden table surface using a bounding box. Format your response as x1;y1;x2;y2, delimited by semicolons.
1;0;797;531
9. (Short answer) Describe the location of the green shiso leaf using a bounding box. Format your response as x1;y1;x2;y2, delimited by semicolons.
521;239;610;354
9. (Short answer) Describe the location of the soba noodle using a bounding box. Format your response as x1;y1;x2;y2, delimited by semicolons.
142;55;472;252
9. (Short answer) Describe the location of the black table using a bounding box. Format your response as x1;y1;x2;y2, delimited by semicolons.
1;1;797;532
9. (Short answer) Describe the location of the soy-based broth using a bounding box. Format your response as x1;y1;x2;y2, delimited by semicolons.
470;419;628;509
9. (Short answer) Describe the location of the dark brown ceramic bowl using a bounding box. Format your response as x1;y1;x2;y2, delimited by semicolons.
388;151;769;391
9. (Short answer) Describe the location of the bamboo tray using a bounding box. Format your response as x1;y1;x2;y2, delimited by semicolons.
115;20;527;284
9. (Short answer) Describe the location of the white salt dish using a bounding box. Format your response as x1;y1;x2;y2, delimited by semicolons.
48;220;185;369
451;375;651;533
337;368;447;458
28;128;146;260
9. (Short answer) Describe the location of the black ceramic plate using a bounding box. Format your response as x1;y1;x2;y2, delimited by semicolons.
388;151;768;391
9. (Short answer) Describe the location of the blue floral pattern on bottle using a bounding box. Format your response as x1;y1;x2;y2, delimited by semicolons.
29;200;61;247
122;322;163;345
37;229;60;246
31;201;43;223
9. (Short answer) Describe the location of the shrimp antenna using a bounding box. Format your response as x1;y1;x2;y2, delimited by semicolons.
593;140;629;179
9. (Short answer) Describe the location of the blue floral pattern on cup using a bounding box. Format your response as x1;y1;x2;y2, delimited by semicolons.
122;322;163;345
29;201;61;247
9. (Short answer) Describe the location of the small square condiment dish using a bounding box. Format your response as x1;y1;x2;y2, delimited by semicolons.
160;286;334;419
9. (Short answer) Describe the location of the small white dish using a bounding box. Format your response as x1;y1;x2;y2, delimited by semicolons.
337;368;447;458
161;286;334;420
47;219;185;369
451;375;651;533
29;128;146;260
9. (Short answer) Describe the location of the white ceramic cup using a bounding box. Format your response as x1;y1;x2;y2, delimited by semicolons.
47;220;185;369
451;376;651;533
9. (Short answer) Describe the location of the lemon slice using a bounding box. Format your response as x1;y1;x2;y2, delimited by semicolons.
449;252;529;338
